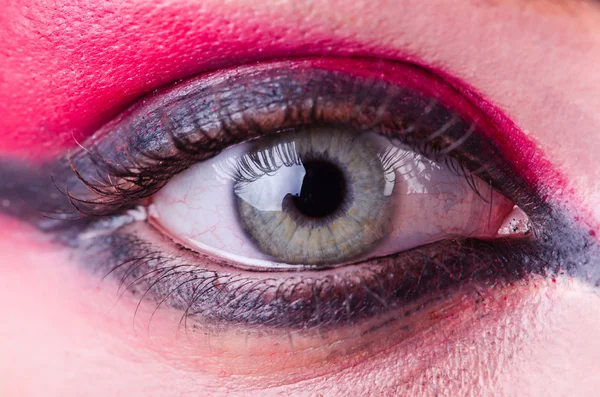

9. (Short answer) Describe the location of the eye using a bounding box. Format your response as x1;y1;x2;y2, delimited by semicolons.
149;127;517;269
35;58;544;334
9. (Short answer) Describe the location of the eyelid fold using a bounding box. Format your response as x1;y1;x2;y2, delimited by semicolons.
37;58;543;223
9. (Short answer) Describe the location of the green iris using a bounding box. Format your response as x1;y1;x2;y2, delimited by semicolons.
234;127;392;265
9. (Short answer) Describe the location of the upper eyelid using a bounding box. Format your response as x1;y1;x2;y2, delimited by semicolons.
46;59;537;214
59;54;563;205
0;57;551;228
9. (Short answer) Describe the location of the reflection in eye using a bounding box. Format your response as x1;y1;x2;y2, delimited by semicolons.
31;58;548;331
150;127;514;268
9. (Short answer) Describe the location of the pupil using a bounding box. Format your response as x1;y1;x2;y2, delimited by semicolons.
291;160;346;218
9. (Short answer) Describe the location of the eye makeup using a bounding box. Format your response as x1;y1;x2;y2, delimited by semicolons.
23;59;546;217
1;58;598;333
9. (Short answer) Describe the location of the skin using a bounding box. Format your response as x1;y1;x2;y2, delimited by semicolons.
1;0;600;395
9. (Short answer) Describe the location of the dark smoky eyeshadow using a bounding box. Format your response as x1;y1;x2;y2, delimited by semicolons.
0;59;598;329
18;61;542;221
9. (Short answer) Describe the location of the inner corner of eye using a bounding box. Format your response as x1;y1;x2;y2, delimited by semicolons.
141;126;531;270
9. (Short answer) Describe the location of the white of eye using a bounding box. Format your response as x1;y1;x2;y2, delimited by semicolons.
149;132;527;269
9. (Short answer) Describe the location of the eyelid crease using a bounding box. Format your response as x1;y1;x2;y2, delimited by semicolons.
26;58;545;226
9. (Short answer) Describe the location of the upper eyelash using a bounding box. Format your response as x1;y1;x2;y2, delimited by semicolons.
217;140;303;184
46;61;520;222
63;122;483;218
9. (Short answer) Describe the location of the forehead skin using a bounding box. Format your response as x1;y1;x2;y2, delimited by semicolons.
0;0;600;396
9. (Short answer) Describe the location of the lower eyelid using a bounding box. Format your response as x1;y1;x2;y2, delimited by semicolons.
60;216;559;378
77;217;537;331
48;177;598;348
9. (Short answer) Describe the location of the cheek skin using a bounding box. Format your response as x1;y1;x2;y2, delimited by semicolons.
0;224;226;396
1;222;599;396
497;284;600;397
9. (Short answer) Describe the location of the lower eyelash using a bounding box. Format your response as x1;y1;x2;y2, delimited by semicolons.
79;221;544;330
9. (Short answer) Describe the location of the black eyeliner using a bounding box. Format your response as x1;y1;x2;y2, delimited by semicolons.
0;59;598;330
36;60;539;218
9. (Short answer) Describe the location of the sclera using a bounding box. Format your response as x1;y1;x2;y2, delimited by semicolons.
150;132;516;269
